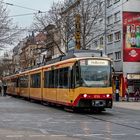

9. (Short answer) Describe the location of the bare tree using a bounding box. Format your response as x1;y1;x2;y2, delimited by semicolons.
63;0;104;49
33;0;104;52
33;1;67;55
0;1;21;49
72;0;104;50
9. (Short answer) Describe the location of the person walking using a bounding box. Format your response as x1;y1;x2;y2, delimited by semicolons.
0;79;2;96
134;88;140;101
126;88;129;102
2;81;7;96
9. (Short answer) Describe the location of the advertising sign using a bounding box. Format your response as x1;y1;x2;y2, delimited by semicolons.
123;12;140;62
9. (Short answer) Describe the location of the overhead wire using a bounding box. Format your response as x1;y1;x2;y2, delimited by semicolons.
1;1;43;12
0;1;47;18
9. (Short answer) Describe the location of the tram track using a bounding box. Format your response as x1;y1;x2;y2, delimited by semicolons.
85;113;140;131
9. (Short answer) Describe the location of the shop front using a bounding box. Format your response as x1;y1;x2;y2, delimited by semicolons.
126;74;140;97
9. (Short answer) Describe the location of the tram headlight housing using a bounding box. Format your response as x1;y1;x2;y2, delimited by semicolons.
83;94;87;98
106;94;110;98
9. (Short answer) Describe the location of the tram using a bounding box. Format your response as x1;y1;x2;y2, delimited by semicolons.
4;50;113;111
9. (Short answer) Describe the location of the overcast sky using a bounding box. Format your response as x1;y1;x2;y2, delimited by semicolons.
0;0;64;56
5;0;63;28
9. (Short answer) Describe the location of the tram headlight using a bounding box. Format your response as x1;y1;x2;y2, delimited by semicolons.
106;94;110;98
83;94;87;98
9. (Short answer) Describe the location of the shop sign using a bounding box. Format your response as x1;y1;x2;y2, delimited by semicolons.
127;74;140;79
123;12;140;62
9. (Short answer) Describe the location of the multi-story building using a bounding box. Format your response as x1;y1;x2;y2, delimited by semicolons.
103;0;140;98
63;0;140;97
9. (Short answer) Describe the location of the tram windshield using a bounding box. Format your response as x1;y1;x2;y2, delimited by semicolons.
79;59;111;87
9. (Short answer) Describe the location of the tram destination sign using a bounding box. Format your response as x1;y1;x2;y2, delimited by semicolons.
88;60;108;66
80;60;109;66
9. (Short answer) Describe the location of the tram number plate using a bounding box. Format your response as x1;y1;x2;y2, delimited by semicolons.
93;95;100;98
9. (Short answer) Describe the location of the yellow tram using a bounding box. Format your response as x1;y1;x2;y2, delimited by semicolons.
4;50;113;111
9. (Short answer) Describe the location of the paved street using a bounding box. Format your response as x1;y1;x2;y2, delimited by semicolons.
113;101;140;110
0;96;140;140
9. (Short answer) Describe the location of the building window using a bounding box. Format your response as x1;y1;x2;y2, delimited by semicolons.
115;51;121;60
107;0;113;7
94;40;98;47
114;31;121;41
107;34;113;43
107;15;113;25
99;37;104;45
114;11;120;22
108;53;114;60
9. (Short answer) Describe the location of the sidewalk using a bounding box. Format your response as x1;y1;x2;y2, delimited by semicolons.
113;101;140;110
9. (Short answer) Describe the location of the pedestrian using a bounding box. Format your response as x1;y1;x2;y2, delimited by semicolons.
2;81;7;96
115;89;119;101
0;79;2;96
134;88;140;101
125;88;129;102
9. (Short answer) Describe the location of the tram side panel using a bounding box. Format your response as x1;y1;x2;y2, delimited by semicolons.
19;74;30;98
42;63;75;106
6;77;19;96
29;70;42;101
43;69;57;103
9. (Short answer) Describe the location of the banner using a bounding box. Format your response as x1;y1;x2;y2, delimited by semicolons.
123;12;140;62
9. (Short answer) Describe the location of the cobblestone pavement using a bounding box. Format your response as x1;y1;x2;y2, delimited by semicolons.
113;101;140;110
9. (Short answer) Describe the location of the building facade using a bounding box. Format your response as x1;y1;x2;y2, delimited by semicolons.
63;0;140;97
94;0;140;97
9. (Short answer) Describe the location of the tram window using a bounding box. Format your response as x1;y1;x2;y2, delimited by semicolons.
70;67;74;88
54;69;58;88
44;69;58;88
75;64;80;86
59;69;63;87
30;73;41;88
44;71;49;88
19;76;29;88
58;67;69;88
49;70;55;88
16;78;19;87
63;68;69;87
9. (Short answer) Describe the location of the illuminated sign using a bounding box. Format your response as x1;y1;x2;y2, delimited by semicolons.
123;12;140;62
127;74;140;79
88;60;108;66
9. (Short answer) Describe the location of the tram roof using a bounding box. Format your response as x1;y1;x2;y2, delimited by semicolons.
4;50;111;77
43;50;107;65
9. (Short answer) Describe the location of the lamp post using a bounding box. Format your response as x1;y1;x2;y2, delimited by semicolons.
104;0;107;55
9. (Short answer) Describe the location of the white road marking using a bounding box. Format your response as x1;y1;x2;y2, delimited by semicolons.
51;135;67;137
74;133;127;137
6;135;23;138
65;121;76;124
135;134;140;135
40;129;49;134
111;133;126;136
29;135;46;137
73;134;84;136
2;119;13;122
49;122;59;124
73;134;104;137
84;134;104;136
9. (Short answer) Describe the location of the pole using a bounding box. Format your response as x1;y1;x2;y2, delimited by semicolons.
104;0;107;55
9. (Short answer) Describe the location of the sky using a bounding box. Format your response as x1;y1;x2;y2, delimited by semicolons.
0;0;63;56
4;0;63;28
